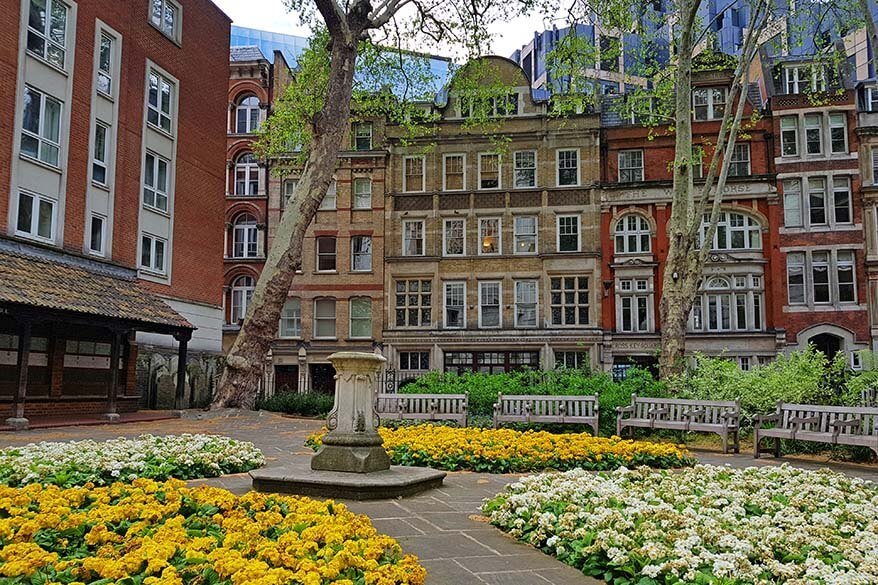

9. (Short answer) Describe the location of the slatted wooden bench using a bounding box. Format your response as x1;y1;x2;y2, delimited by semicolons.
492;394;599;435
616;395;741;454
374;392;468;427
753;402;878;458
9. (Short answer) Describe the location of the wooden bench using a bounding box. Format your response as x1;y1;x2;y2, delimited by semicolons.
753;402;878;458
616;395;741;454
492;394;599;435
374;392;468;426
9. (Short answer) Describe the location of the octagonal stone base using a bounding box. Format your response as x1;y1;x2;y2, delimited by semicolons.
250;463;446;500
311;443;391;474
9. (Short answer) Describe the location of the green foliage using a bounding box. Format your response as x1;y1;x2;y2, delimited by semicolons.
257;391;335;417
400;367;666;436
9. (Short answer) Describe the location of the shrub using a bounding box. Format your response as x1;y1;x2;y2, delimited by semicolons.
257;391;334;417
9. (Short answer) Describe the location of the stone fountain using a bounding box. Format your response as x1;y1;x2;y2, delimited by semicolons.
250;351;446;500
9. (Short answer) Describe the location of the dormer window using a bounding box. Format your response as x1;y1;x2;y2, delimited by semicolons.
693;87;726;121
460;93;519;118
784;65;826;94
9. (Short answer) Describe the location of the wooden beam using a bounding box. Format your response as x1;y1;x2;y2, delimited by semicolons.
7;320;31;429
174;331;192;411
103;330;123;421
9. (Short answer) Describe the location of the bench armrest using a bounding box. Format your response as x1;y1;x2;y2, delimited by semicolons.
683;408;706;418
830;418;861;429
492;402;501;414
752;413;779;426
647;407;669;417
616;405;634;415
719;411;739;420
789;415;820;425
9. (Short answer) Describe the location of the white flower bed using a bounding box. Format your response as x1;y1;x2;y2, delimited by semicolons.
0;434;264;487
483;465;878;584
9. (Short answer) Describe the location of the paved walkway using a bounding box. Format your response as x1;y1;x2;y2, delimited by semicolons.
2;410;878;584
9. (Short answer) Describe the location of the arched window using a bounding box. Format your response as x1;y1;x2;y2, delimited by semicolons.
231;214;259;258
614;214;651;253
690;273;764;332
700;212;761;250
235;95;260;133
234;153;259;196
230;276;255;324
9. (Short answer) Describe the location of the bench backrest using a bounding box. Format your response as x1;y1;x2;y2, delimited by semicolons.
497;394;598;418
375;393;468;415
630;395;739;423
777;403;878;437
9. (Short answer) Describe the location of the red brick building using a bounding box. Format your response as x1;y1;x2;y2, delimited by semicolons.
599;66;783;374
0;0;229;425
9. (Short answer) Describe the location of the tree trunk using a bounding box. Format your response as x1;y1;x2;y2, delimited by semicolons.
658;0;698;379
212;37;361;409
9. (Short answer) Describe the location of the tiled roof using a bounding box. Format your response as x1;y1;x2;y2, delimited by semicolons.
0;247;194;331
230;45;266;63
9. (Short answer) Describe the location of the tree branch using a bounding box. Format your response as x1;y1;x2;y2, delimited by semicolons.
315;0;350;38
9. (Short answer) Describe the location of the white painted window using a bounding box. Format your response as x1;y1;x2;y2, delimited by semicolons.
147;70;173;134
92;122;109;185
235;95;260;133
140;234;167;274
614;214;651;253
143;151;170;212
618;150;643;182
690;276;763;332
550;276;589;326
728;143;750;176
478;281;501;328
478;217;501;255
150;0;180;41
443;154;465;191
833;177;852;224
349;297;372;338
513;151;536;188
27;0;67;69
234;153;259;196
314;298;337;338
557;215;581;252
787;252;806;304
97;33;114;95
478;153;501;189
829;113;847;154
808;177;827;225
230;276;254;324
513;216;537;254
232;214;259;258
353;122;372;150
353;178;372;209
15;191;55;242
21;86;62;167
351;235;372;271
619;279;651;333
700;212;760;250
783;179;803;227
693;87;726;121
837;250;856;303
89;214;105;256
279;298;301;338
318;180;337;210
514;280;538;327
282;179;298;210
785;65;826;94
403;156;425;192
402;219;425;256
557;149;579;186
805;114;822;155
443;281;466;328
443;218;465;256
812;251;831;303
781;116;798;156
315;236;336;271
395;279;432;327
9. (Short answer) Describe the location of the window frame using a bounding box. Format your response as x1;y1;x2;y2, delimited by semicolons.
513;150;537;188
15;190;56;243
146;70;174;134
350;235;372;272
443;217;466;257
139;233;167;275
556;215;581;253
26;0;68;70
728;143;750;177
394;279;432;328
353;178;372;209
97;32;114;96
231;214;259;259
318;180;337;210
780;116;799;157
313;298;337;339
829;112;847;154
514;280;538;328
442;153;466;191
92;121;110;186
402;219;425;256
478;217;501;256
614;213;651;254
443;281;466;329
21;86;62;167
88;213;106;256
235;95;261;134
229;276;255;324
556;148;580;187
786;251;806;305
692;86;727;121
478;153;502;190
278;298;302;338
478;281;502;329
352;122;373;151
142;151;170;212
513;215;538;255
402;155;425;193
782;179;803;227
550;276;589;327
233;153;259;196
618;279;652;333
149;0;181;42
618;149;644;182
804;114;823;155
349;297;373;339
315;236;337;272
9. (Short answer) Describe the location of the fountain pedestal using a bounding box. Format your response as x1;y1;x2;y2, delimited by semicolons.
250;351;445;500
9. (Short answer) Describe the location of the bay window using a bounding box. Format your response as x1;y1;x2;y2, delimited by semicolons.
690;275;763;332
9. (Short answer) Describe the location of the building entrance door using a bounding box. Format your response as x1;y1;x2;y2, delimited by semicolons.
309;363;336;394
808;333;843;359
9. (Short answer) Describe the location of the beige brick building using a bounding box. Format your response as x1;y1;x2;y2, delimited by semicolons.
382;57;604;376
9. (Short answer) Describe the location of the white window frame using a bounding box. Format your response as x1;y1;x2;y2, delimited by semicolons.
353;178;372;209
780;116;798;157
728;143;750;177
88;213;106;256
787;252;806;305
313;298;337;339
402;155;425;193
15;190;56;243
513;150;537;188
349;297;373;339
701;211;761;250
315;236;337;272
808;177;828;226
92;121;109;186
442;153;466;191
351;235;372;272
692;87;726;121
443;217;466;257
234;153;259;196
402;219;425;256
97;32;114;96
832;177;852;224
278;298;302;338
150;0;181;41
230;276;255;324
478;281;502;329
804;114;822;155
478;153;501;190
513;215;538;255
443;281;466;329
783;179;803;227
618;149;644;182
618;279;652;333
235;95;261;134
556;149;580;187
231;215;259;259
147;70;174;134
829;112;847;154
26;0;68;70
614;213;651;254
514;280;538;328
318;180;337;210
21;86;62;167
143;151;170;212
140;233;167;275
353;122;373;150
478;217;501;255
556;215;581;253
550;276;589;326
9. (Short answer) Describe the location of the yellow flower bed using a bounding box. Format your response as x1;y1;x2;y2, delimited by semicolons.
307;426;693;473
0;478;425;585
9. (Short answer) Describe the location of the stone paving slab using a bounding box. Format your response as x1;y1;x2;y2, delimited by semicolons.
4;410;878;585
